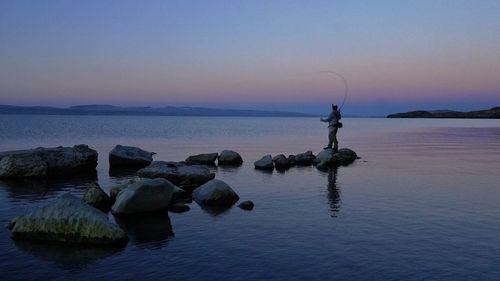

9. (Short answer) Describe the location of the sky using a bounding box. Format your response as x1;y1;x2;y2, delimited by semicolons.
0;0;499;116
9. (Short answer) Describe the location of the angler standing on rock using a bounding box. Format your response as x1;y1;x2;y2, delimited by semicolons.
320;104;342;152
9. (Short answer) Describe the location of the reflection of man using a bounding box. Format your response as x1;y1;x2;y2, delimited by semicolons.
327;167;341;217
320;104;342;152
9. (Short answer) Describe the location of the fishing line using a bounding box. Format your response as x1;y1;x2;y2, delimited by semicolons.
318;71;349;110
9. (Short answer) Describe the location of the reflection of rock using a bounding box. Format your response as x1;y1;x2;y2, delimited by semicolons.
108;167;139;179
327;168;341;217
83;182;111;212
114;212;174;248
109;145;155;168
217;150;243;166
14;240;124;271
254;155;274;170
0;145;98;178
186;153;218;165
111;178;175;215
192;179;240;207
137;161;215;190
9;194;128;245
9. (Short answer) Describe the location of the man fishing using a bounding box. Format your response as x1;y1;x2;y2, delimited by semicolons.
320;104;342;152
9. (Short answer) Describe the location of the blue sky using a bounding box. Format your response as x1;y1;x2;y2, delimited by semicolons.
1;0;499;115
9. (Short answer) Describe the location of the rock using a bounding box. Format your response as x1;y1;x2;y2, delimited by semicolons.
109;179;137;203
287;155;296;166
109;145;155;168
168;203;190;213
254;155;274;170
9;193;128;245
295;151;315;166
272;154;290;169
314;148;358;168
217;150;243;165
137;161;215;190
334;148;358;165
171;186;188;202
192;179;240;206
0;145;98;178
185;153;218;165
111;178;175;215
83;182;111;211
238;200;254;210
316;160;329;171
314;149;335;164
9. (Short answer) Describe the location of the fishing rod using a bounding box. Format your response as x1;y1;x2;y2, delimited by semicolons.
319;71;349;110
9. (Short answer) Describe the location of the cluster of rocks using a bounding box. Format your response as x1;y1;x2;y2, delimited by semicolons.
185;150;243;166
254;148;358;171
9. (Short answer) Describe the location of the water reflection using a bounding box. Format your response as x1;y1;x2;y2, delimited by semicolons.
199;204;234;216
13;240;124;271
326;168;341;217
114;212;174;249
0;172;97;203
108;167;139;180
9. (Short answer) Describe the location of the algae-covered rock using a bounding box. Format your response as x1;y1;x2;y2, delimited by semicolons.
192;179;240;206
9;194;127;245
83;182;111;211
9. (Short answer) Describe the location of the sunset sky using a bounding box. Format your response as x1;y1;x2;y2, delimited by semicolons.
1;0;499;115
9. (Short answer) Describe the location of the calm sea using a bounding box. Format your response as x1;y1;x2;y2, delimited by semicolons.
0;115;499;281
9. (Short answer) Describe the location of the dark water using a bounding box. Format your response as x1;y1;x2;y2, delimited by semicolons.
0;115;499;281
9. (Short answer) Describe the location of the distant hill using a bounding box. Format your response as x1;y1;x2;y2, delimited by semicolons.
0;104;314;117
387;107;500;119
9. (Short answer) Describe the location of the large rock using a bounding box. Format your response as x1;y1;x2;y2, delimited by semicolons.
273;154;290;169
314;148;358;168
185;153;218;165
111;178;175;215
137;161;215;190
314;149;335;164
83;182;111;212
295;151;315;166
254;155;274;170
8;194;127;245
109;179;137;203
109;145;155;168
334;148;358;165
0;145;98;178
192;179;240;206
217;150;243;165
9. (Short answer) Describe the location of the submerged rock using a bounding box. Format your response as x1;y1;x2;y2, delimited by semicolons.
9;194;127;245
192;179;240;206
0;145;98;178
137;161;215;190
185;153;218;165
272;154;290;169
111;178;175;215
238;200;254;211
217;150;243;165
83;182;111;212
254;155;274;170
109;145;155;168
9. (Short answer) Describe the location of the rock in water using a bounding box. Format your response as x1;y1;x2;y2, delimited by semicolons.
314;148;358;168
314;149;335;164
287;155;296;166
137;161;215;190
295;151;315;166
9;194;127;245
111;178;175;215
273;154;290;169
192;179;240;206
109;145;155;168
83;182;111;212
0;145;98;178
254;155;274;170
238;200;254;210
109;179;137;203
168;203;190;213
217;150;243;165
185;153;218;165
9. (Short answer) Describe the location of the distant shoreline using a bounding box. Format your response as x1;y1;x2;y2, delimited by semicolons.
0;104;316;118
387;107;500;119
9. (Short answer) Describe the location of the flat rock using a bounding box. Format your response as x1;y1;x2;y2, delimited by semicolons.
254;155;274;170
111;178;175;215
217;150;243;165
192;179;240;206
0;145;98;178
185;153;218;165
83;182;111;212
109;145;155;168
9;194;127;245
137;161;215;190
